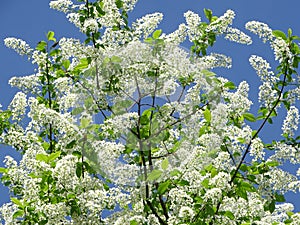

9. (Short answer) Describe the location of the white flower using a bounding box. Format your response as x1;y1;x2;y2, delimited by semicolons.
132;12;163;39
209;172;231;190
207;9;235;33
4;37;33;56
8;92;27;121
164;24;187;44
83;18;99;33
49;0;73;13
245;21;274;43
224;27;252;45
184;10;202;41
203;188;222;204
178;206;194;219
250;137;265;161
282;106;299;137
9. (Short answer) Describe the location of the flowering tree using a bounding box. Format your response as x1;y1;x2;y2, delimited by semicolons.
1;0;300;224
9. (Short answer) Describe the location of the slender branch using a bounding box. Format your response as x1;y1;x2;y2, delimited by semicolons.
230;64;288;184
45;52;54;153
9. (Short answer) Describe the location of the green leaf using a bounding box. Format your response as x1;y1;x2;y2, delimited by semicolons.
48;151;61;162
36;154;49;163
272;30;287;40
72;151;82;158
269;200;276;213
224;211;235;220
47;31;56;42
204;8;213;22
161;158;169;170
224;81;236;90
13;210;24;219
157;180;171;194
201;69;216;77
76;163;83;178
147;169;162;181
11;197;22;206
170;169;181;177
241;181;256;192
36;41;47;51
111;55;122;63
67;140;77;149
80;117;91;128
74;58;90;71
243;113;256;122
275;192;285;202
0;167;8;173
237;187;248;200
203;108;211;123
62;60;70;70
266;161;279;167
140;109;152;125
288;28;292;38
130;221;139;225
152;29;162;39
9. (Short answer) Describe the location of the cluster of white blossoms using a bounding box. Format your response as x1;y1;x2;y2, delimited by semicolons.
249;55;277;83
8;92;27;121
245;21;274;43
207;9;235;33
184;10;202;42
4;37;33;57
246;21;293;63
249;55;280;108
249;137;265;161
132;12;163;39
224;27;252;45
83;18;99;33
223;81;253;116
282;106;299;137
9;74;41;95
49;0;73;13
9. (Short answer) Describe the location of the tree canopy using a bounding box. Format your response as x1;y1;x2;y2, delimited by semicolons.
1;0;300;224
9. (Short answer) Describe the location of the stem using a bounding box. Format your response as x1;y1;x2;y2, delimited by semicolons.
45;54;54;153
230;63;288;184
208;58;289;224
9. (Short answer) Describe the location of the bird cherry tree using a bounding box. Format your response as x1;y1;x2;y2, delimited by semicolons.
1;0;300;224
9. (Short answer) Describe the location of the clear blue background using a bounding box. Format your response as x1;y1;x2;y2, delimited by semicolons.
0;0;300;213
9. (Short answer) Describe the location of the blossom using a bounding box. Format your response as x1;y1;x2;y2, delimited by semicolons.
245;21;274;43
8;92;27;121
83;18;99;33
184;10;202;41
4;37;33;56
250;137;265;161
178;206;195;219
246;21;292;63
163;24;187;45
282;106;299;137
49;0;73;13
207;9;235;33
132;12;163;39
224;27;252;45
249;55;277;83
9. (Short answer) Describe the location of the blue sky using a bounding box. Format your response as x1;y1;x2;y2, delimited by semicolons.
1;0;300;212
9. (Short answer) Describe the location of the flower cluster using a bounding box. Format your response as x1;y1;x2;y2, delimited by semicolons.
132;12;163;39
1;2;300;225
184;10;202;42
282;106;299;137
49;0;73;13
4;37;33;56
207;9;235;33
